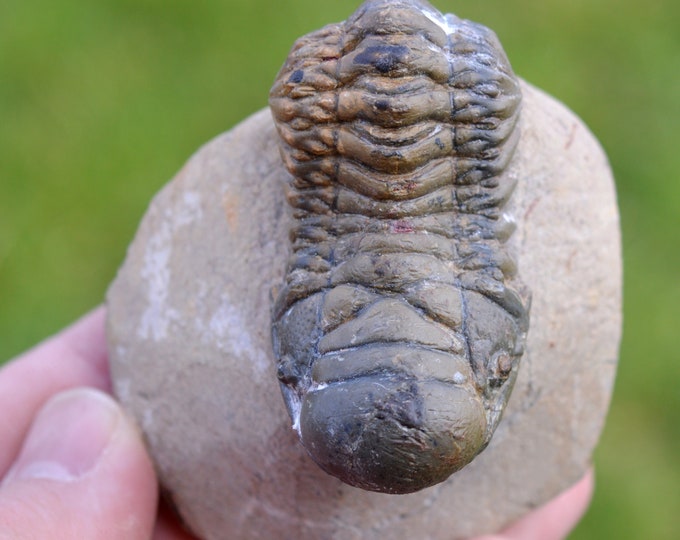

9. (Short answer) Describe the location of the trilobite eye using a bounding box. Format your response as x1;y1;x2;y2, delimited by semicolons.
288;69;304;84
269;0;530;494
489;352;514;387
276;355;301;386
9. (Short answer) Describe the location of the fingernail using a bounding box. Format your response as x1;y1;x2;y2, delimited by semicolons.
6;389;120;483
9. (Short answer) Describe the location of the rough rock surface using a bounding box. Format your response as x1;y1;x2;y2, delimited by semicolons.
106;81;622;540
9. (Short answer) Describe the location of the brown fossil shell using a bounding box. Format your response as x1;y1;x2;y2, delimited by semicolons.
269;0;530;494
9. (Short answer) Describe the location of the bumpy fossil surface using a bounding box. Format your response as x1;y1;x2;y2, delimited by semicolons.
269;0;530;493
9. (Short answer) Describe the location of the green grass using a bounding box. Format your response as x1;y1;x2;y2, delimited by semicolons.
1;1;678;537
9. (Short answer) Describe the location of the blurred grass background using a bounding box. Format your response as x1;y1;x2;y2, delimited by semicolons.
1;0;678;537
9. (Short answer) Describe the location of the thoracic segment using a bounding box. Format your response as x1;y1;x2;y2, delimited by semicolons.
270;0;530;494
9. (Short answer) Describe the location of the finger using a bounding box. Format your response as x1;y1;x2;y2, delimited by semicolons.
0;307;109;475
501;468;594;540
0;388;158;539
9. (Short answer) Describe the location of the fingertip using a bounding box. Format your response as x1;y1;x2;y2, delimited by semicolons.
3;389;120;484
0;388;158;539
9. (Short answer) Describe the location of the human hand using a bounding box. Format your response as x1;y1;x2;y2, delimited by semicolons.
0;308;593;539
0;307;195;539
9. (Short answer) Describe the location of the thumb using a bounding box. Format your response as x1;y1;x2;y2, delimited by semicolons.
0;388;158;539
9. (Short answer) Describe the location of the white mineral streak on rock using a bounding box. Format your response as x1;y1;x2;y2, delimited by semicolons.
138;191;202;341
115;377;131;403
290;399;302;436
418;2;455;34
138;221;173;341
207;294;268;373
142;407;155;432
177;190;203;227
209;295;253;353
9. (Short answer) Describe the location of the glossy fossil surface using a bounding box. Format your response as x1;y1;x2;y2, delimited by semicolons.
270;0;530;493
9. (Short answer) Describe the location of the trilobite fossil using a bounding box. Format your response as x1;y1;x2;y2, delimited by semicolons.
269;0;530;494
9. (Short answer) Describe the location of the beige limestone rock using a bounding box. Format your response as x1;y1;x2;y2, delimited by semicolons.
106;81;621;539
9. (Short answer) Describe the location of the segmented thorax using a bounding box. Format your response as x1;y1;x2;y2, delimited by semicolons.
269;0;530;494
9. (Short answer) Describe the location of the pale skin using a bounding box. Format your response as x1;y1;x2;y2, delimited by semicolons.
0;308;593;539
